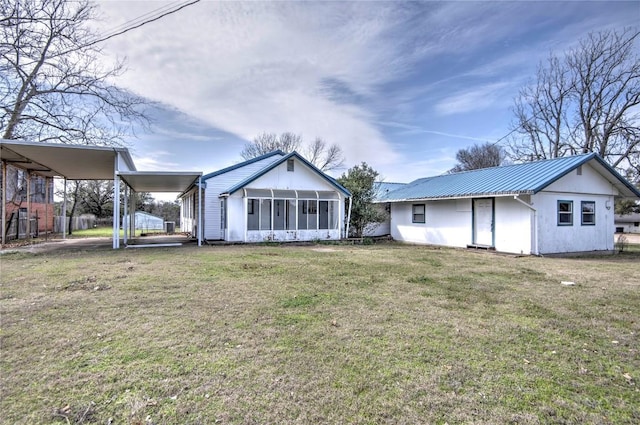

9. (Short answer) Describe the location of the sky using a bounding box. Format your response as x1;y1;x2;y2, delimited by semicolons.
95;0;639;200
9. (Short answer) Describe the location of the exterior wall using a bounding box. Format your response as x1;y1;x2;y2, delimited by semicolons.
203;155;283;240
390;199;472;248
533;164;617;254
363;204;390;237
494;196;533;255
534;192;614;253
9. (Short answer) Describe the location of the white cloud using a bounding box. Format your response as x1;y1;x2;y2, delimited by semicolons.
435;82;514;116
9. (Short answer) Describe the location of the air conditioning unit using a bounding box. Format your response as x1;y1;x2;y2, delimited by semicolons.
165;221;175;234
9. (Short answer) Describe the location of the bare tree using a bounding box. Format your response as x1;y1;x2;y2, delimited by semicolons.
241;132;345;171
509;29;640;178
449;142;506;173
303;137;345;171
1;0;149;145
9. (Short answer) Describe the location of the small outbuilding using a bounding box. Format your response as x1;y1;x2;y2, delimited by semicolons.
123;211;164;232
377;153;640;255
615;213;640;234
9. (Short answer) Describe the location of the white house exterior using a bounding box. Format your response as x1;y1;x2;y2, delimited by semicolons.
378;154;640;255
615;213;640;234
180;151;351;243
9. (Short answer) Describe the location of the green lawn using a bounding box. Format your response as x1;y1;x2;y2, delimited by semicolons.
67;227;169;238
1;243;638;424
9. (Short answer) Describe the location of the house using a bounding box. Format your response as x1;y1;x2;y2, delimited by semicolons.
180;151;351;243
123;211;164;232
615;213;640;234
376;153;640;255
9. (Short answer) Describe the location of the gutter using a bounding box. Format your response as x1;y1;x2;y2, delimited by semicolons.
513;195;539;256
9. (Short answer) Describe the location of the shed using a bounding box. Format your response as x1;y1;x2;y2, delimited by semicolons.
377;153;640;255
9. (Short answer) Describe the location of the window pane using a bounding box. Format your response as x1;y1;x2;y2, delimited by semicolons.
582;201;595;225
247;199;259;230
260;199;272;230
558;201;573;226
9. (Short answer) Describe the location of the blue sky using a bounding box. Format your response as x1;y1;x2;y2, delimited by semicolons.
97;1;638;199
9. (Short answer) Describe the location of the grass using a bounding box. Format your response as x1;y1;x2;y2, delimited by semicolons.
1;243;639;424
68;227;170;238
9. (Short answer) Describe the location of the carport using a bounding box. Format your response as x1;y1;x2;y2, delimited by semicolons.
1;139;203;248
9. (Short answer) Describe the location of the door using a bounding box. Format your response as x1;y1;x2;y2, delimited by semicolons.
473;198;494;246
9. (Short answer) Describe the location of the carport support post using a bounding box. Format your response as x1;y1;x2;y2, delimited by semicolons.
62;179;67;240
198;176;202;246
123;185;128;246
113;155;120;249
1;160;6;245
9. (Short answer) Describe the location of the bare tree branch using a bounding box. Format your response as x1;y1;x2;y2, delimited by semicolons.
1;0;151;146
508;28;640;180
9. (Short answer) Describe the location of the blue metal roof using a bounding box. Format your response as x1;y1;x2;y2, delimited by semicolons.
222;151;351;197
373;182;407;201
378;153;640;202
201;150;285;181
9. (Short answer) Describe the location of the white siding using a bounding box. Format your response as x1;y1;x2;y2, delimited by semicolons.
534;192;614;254
363;205;390;237
533;164;618;253
390;199;471;248
202;155;283;240
494;196;533;255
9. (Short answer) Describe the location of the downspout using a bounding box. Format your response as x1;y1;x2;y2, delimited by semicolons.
513;195;539;256
345;196;352;239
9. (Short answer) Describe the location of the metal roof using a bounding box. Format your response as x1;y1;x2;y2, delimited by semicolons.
201;150;285;181
378;153;640;202
118;171;202;193
1;139;201;193
222;151;351;197
1;139;135;180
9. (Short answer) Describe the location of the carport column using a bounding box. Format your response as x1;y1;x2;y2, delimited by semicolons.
198;176;202;246
113;154;120;249
1;160;6;245
26;171;31;241
62;179;67;239
123;184;128;246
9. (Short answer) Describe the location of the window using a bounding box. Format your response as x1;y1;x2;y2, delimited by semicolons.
558;200;573;226
287;159;294;172
412;204;425;223
581;201;595;225
248;199;255;214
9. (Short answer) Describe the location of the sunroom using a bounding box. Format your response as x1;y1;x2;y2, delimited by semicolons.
229;189;342;242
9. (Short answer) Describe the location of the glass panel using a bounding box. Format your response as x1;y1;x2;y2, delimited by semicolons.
298;200;308;230
287;200;296;230
317;191;339;200
328;201;338;229
260;199;272;230
319;201;329;229
273;199;286;230
247;199;259;230
308;200;318;230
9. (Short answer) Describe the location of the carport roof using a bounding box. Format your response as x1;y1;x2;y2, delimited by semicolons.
1;139;134;180
119;171;202;193
1;139;201;193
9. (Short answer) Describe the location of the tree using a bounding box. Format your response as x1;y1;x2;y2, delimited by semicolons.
449;142;506;173
240;132;345;171
509;29;640;179
337;162;386;237
1;0;148;145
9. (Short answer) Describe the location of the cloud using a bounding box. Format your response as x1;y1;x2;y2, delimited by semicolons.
434;82;514;116
93;1;637;181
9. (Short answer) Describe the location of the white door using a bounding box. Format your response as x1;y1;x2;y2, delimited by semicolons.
473;199;494;246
